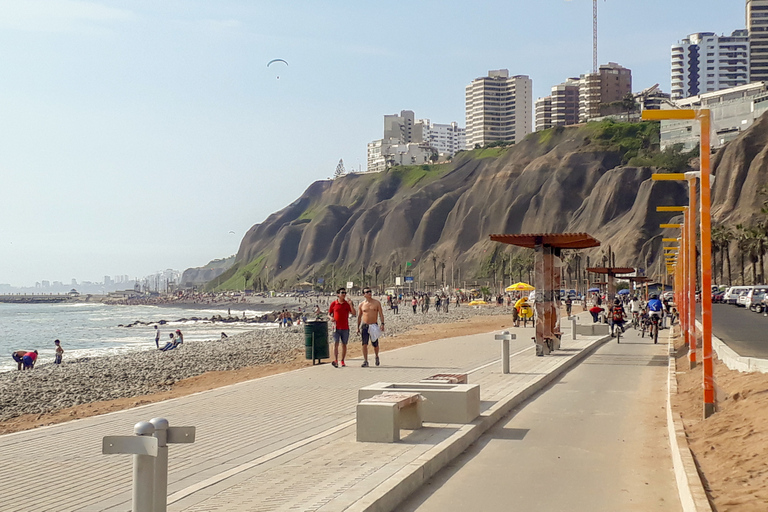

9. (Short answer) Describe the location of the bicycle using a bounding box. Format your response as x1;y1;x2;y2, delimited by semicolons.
650;314;660;344
631;311;640;330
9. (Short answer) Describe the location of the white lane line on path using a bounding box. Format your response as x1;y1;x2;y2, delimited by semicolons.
466;345;534;375
167;418;356;505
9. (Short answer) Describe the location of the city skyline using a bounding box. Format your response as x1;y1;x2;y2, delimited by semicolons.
0;0;745;286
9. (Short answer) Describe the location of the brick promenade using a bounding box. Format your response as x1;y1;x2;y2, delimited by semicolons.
0;313;608;512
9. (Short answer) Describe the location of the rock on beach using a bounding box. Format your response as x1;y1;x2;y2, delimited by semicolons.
0;305;511;423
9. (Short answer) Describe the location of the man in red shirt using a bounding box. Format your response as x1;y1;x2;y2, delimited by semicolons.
328;287;356;367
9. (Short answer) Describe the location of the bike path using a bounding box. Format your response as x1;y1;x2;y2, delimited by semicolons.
399;325;681;512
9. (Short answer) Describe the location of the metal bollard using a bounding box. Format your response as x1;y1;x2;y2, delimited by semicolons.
494;331;516;374
571;317;577;340
103;419;195;512
103;421;158;512
149;418;195;512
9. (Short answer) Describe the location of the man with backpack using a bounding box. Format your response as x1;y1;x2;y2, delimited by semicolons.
610;299;626;337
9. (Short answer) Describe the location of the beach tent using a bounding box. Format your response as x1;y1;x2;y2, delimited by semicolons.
506;282;535;292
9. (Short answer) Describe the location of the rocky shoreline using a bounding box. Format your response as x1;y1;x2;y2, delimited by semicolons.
0;306;512;423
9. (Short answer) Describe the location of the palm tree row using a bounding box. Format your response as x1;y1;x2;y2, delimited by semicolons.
712;221;768;285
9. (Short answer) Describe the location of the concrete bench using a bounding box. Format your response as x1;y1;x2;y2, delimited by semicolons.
420;373;468;384
573;323;610;336
356;392;423;443
359;382;480;424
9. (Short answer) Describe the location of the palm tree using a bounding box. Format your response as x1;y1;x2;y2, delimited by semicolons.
736;224;750;284
242;270;253;291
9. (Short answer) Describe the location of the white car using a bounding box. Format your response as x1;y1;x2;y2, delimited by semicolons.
737;287;754;307
725;286;752;305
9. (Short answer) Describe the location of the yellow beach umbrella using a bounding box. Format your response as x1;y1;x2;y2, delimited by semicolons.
506;282;535;292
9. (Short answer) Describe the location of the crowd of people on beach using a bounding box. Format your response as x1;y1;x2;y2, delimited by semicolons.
10;339;63;370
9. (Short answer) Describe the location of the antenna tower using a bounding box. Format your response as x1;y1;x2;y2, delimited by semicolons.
593;0;598;73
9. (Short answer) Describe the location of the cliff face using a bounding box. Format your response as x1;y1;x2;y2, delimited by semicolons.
180;256;235;286
216;117;768;288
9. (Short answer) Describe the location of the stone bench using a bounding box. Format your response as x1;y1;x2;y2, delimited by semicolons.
573;323;610;336
359;382;480;424
420;373;468;384
356;392;423;443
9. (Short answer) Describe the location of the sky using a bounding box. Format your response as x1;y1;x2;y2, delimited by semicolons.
0;0;747;287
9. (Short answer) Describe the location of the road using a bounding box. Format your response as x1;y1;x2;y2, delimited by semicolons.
709;303;768;358
399;327;681;512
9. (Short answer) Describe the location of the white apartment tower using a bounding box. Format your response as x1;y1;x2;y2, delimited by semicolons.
671;31;750;100
465;70;532;148
748;0;768;82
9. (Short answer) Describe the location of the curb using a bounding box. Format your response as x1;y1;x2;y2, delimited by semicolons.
694;319;768;373
666;332;713;512
347;333;612;512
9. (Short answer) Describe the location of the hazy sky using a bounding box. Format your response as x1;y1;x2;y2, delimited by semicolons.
0;0;745;286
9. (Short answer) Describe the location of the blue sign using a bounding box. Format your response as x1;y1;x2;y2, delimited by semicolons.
405;276;414;282
317;278;324;284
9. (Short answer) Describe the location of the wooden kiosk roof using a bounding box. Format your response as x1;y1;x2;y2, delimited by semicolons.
489;233;600;249
586;267;636;275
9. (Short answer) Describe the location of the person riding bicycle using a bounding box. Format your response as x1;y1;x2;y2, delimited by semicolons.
610;299;626;336
646;294;664;325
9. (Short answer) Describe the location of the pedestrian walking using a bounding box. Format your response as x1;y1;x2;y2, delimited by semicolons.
357;287;385;367
154;325;161;349
329;287;355;368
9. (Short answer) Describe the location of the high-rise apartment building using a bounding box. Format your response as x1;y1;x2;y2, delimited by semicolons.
465;70;532;148
552;78;581;126
416;120;466;157
671;31;749;99
535;78;580;132
748;0;768;81
579;62;632;122
534;96;552;132
384;110;417;143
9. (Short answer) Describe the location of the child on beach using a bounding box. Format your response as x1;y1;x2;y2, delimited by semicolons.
54;339;64;364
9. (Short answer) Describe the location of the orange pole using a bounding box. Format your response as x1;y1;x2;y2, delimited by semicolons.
688;178;697;368
680;213;688;349
699;110;715;418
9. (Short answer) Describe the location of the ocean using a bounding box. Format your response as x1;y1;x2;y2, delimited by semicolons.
0;302;279;372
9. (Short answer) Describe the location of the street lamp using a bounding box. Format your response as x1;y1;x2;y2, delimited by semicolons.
644;107;714;418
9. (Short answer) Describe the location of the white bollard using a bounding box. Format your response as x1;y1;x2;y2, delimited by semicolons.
104;419;195;512
149;417;196;512
150;418;170;512
571;317;577;340
132;421;157;512
103;423;158;512
494;331;516;374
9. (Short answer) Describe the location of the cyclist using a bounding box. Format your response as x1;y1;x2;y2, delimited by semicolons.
646;294;664;335
629;296;643;327
610;299;626;337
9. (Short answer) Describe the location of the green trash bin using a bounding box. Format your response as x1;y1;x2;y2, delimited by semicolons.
304;321;329;364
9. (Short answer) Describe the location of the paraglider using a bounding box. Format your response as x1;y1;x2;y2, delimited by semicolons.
228;230;236;235
267;59;288;79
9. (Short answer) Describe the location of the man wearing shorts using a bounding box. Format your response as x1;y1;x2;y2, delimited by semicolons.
329;287;355;368
357;288;385;367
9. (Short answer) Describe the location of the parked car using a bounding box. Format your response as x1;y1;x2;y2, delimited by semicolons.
712;291;726;303
737;288;754;307
725;286;752;305
749;291;766;312
747;287;768;312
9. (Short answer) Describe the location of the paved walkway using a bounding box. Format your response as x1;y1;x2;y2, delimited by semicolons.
0;313;609;512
